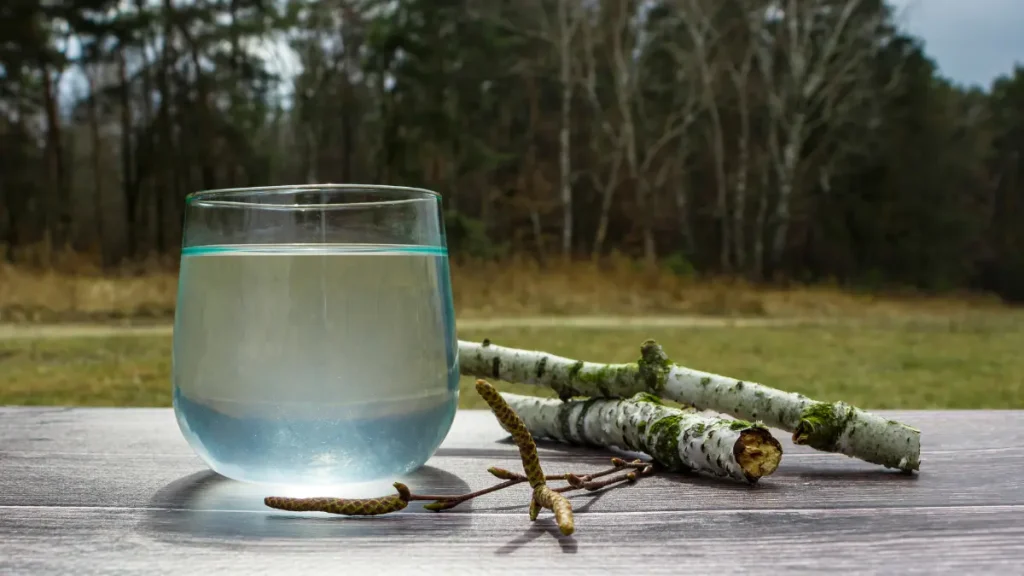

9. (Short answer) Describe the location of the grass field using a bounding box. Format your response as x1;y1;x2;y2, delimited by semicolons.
2;318;1022;409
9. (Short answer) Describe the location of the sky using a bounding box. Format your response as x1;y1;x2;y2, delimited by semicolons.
891;0;1024;88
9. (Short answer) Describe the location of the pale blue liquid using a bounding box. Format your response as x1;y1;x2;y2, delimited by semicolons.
172;244;458;486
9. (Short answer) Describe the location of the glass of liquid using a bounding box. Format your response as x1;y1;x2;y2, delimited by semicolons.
171;184;458;487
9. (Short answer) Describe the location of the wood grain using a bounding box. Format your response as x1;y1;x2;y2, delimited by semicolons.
2;407;1023;574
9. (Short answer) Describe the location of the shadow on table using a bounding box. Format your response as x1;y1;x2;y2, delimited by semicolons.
496;524;577;555
483;435;917;505
499;435;919;483
140;465;472;546
493;436;647;460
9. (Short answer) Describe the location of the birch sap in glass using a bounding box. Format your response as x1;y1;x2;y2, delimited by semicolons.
171;186;458;486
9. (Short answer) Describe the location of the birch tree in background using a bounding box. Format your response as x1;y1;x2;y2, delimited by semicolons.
580;2;625;258
557;0;579;258
586;0;706;264
723;0;768;276
753;0;887;270
680;0;731;272
640;1;705;259
607;0;655;264
1;0;1022;301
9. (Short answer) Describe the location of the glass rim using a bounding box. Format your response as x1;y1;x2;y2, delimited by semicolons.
185;184;441;206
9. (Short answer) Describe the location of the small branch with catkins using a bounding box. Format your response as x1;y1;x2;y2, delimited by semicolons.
263;379;656;536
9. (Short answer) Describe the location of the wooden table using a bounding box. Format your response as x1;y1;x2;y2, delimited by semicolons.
2;408;1022;574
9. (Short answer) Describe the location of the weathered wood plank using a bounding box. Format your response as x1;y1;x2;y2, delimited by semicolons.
2;505;1022;574
3;408;1024;573
1;409;1022;513
4;447;1024;513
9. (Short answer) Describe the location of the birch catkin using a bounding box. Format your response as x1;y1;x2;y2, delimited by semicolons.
475;380;575;535
264;483;411;515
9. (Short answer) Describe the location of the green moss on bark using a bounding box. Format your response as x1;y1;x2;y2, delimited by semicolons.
577;363;639;397
793;401;854;451
647;414;684;469
637;339;672;395
632;392;664;405
728;419;754;431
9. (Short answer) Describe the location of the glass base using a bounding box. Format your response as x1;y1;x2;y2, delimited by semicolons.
173;387;457;486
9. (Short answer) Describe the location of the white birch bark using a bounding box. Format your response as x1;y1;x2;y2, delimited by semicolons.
502;392;782;483
460;339;921;472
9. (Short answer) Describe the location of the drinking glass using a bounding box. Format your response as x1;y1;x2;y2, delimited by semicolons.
171;184;458;487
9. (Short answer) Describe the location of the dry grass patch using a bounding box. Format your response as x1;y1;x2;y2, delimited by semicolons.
0;251;1012;323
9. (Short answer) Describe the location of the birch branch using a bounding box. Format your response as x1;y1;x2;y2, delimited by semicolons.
459;339;921;472
501;392;782;483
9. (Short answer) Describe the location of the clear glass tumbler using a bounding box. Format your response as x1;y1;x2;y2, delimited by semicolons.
171;185;458;486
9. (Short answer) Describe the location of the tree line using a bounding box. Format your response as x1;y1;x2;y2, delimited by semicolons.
1;0;1023;301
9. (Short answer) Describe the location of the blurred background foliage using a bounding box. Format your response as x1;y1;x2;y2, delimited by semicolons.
0;0;1022;302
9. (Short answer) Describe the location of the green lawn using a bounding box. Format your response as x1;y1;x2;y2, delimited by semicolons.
1;320;1022;409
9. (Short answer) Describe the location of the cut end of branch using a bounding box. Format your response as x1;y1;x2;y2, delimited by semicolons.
734;427;784;482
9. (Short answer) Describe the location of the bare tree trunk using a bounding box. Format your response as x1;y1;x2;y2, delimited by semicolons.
41;66;67;249
340;83;355;182
117;48;138;259
581;10;618;259
753;0;873;273
305;130;319;183
682;0;729;272
591;151;623;259
734;107;750;272
524;73;546;266
159;0;181;249
771;114;804;267
137;0;163;253
177;21;216;192
729;24;758;275
557;0;575;259
673;138;695;255
673;183;693;254
530;207;546;267
86;69;107;265
753;146;770;281
608;0;654;264
708;101;729;272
